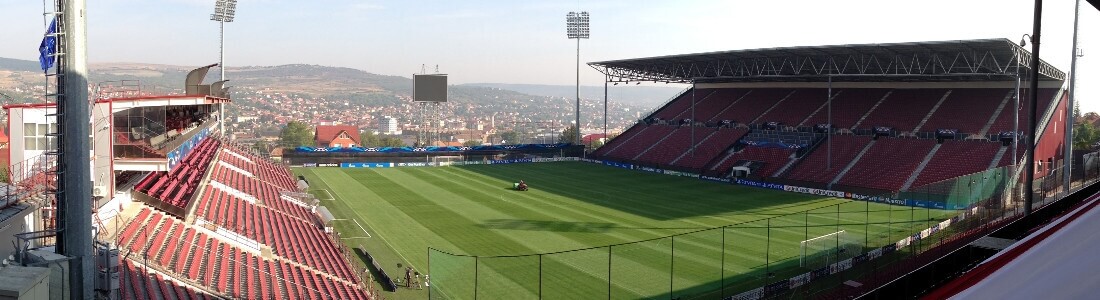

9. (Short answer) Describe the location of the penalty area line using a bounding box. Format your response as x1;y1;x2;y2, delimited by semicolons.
353;219;372;238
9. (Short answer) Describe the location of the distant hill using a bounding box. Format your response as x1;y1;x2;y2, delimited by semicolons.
463;83;687;108
0;58;652;123
0;57;41;73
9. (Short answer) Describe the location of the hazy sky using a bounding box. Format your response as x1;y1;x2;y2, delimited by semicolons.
0;0;1097;111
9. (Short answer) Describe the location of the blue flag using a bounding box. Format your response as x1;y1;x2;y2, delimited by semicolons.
39;18;58;72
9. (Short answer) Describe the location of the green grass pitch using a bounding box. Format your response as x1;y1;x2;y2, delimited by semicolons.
296;162;951;300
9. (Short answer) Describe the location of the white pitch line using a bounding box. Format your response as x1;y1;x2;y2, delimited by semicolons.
353;219;372;238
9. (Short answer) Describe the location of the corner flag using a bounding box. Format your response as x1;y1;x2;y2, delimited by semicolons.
39;18;58;72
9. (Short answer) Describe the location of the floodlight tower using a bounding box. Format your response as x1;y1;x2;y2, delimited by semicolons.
211;0;236;135
567;11;589;145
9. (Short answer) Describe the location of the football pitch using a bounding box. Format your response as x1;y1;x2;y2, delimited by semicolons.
296;162;951;300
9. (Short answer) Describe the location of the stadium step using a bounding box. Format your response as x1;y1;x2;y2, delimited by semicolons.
705;89;753;123
1032;89;1066;146
795;90;843;127
748;89;798;124
631;125;682;161
670;89;718;120
978;90;1020;136
911;90;953;133
850;90;894;129
602;126;650;157
774;154;801;177
901;143;942;190
668;130;719;165
829;139;877;186
989;146;1010;170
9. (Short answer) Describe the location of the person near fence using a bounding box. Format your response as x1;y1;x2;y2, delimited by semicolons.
415;272;423;290
425;274;430;287
405;267;413;288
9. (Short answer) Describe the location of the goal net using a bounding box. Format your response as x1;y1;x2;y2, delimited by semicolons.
799;230;861;269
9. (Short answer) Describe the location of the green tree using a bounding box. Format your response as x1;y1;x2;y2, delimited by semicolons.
463;140;482;147
558;124;579;144
1074;122;1099;150
279;121;314;147
359;130;381;147
497;131;519;144
253;140;271;154
378;136;406;147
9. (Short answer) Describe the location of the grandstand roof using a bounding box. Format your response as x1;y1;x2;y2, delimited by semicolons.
590;38;1066;84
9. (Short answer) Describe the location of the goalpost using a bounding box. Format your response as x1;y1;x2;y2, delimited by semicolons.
799;230;861;268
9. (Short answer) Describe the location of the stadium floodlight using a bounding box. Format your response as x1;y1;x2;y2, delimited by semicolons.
210;0;236;80
211;0;236;135
567;11;589;145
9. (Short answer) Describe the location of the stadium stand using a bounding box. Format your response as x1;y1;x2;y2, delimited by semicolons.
836;138;938;191
986;89;1059;134
120;259;215;300
118;207;369;300
919;89;1012;134
709;89;794;124
909;140;1004;187
607;125;678;162
710;146;795;178
133;137;220;214
634;126;715;166
755;88;828;126
595;83;1063;195
670;128;750;170
855;89;946;132
800;89;890;129
782;135;874;184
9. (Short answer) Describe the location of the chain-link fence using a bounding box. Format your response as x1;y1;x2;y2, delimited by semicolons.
428;202;955;299
427;152;1100;300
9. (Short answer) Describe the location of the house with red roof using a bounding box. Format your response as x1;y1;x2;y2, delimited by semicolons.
315;125;361;148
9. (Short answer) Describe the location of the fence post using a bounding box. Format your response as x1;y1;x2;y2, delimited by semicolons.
427;248;432;299
804;210;809;242
765;218;771;286
607;245;612;300
538;254;543;300
720;226;726;299
474;256;479;300
865;199;870;248
669;235;675;299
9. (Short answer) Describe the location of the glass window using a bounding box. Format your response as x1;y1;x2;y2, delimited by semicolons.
24;137;38;150
38;124;49;136
48;137;57;150
24;123;36;136
37;137;48;151
49;123;58;134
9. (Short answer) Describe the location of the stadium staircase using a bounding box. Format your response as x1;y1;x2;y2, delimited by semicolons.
901;144;942;190
597;125;650;157
703;90;753;123
747;90;799;124
989;146;1009;169
631;126;681;161
970;90;1018;136
828;139;877;187
910;90;953;133
668;129;720;166
792;90;842;127
849;90;894;129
